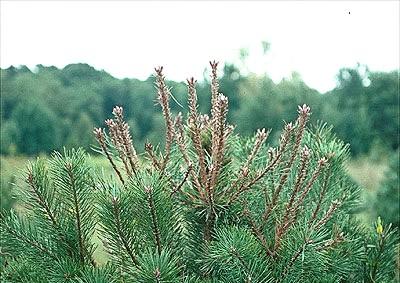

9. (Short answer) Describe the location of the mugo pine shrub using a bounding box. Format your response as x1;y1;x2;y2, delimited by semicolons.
1;62;398;282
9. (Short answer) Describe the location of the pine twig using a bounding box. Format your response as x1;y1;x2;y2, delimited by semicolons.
289;157;329;219
155;67;175;171
26;169;58;227
111;106;139;175
314;199;341;230
279;238;313;282
145;186;162;255
104;118;133;177
203;207;216;242
187;77;208;188
283;146;311;223
229;246;252;277
208;94;229;196
26;169;77;258
209;60;220;122
286;104;311;167
65;162;86;265
111;196;139;267
154;268;161;283
264;106;311;229
2;219;58;261
243;207;273;257
226;128;270;203
94;128;125;185
309;169;331;225
274;146;311;251
174;113;204;200
170;165;191;197
145;142;161;171
236;122;294;199
315;232;344;251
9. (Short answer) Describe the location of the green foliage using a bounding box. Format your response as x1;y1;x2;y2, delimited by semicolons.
323;66;398;155
1;63;398;282
374;152;400;228
202;226;270;282
10;100;61;155
363;217;399;282
66;113;96;151
134;248;181;282
1;149;99;282
1;120;19;155
0;175;16;212
1;61;398;157
366;71;399;150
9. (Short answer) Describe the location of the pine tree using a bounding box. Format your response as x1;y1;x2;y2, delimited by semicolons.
1;62;398;282
374;152;400;228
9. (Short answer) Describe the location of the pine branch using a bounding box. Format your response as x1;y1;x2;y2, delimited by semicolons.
174;113;204;197
289;157;328;219
145;186;162;255
170;165;191;197
243;207;273;257
50;149;96;266
65;162;86;265
111;196;139;267
1;212;58;261
315;231;344;251
112;106;139;175
314;199;341;230
145;142;161;171
155;66;175;171
236;122;294;198
25;165;75;257
286;104;311;167
226;128;270;204
26;167;58;227
97;181;141;271
229;246;251;277
187;77;208;189
203;208;216;242
94;127;125;185
274;147;311;251
284;146;311;220
208;94;229;195
209;60;220;122
105;118;133;177
263;107;311;228
279;238;313;283
309;169;331;225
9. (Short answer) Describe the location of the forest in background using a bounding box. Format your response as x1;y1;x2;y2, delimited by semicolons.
1;62;398;157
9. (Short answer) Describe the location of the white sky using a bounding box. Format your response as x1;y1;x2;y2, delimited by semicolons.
1;1;399;93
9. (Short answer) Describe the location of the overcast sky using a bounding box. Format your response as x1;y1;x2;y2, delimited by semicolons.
1;1;399;93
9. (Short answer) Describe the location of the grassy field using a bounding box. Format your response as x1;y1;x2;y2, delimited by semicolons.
346;156;389;225
1;154;389;194
346;157;388;192
0;153;390;264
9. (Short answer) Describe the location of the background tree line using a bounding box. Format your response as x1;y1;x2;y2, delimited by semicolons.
1;62;398;157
